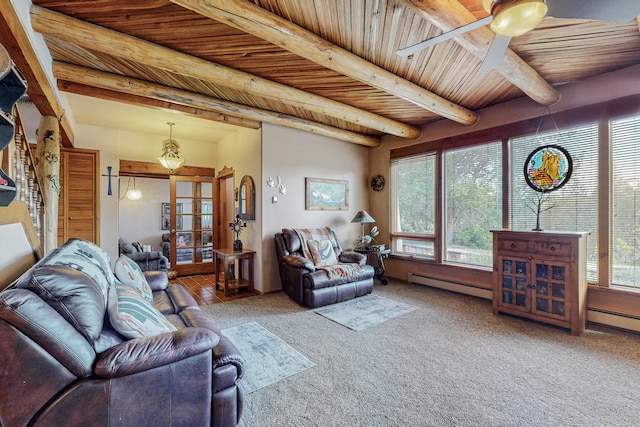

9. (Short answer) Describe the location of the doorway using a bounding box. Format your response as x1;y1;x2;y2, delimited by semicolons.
216;167;235;249
118;160;217;277
169;175;215;276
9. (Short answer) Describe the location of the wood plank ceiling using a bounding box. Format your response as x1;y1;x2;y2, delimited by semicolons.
6;0;640;147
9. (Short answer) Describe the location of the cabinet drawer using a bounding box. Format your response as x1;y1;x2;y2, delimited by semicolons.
498;239;528;253
534;241;571;256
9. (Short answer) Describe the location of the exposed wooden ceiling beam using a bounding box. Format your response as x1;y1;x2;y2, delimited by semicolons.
31;5;417;140
401;0;560;106
52;62;381;147
0;0;74;147
170;0;478;126
57;80;261;130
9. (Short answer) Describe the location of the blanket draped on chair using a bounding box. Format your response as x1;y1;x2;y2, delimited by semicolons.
293;228;367;280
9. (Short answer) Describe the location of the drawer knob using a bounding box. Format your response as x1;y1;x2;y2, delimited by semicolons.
510;243;516;248
550;246;556;251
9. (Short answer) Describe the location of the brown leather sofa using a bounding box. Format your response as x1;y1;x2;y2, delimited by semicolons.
275;227;375;308
0;238;244;427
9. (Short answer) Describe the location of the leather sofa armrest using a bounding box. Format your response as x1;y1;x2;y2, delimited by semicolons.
144;270;169;291
94;327;219;378
339;251;367;265
282;255;315;272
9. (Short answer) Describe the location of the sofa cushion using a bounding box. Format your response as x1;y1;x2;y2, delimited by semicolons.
107;281;177;339
113;256;153;304
14;265;106;344
34;238;114;303
307;239;338;266
0;289;96;377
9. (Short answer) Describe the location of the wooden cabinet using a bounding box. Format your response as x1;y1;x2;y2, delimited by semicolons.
491;230;589;335
57;148;99;245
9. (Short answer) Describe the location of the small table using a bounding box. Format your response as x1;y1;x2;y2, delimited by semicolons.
355;246;391;285
213;248;255;296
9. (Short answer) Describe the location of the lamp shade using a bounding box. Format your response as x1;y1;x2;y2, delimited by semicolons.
351;210;375;224
126;188;142;200
158;122;185;172
157;152;185;171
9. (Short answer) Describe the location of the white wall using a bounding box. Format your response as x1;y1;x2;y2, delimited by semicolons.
261;123;371;294
213;126;263;288
118;177;169;251
71;124;217;265
73;124;120;263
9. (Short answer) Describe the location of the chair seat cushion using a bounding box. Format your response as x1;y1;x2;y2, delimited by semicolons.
304;263;375;290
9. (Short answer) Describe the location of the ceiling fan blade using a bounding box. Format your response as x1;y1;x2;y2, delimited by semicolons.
478;34;511;73
397;15;493;57
547;0;640;23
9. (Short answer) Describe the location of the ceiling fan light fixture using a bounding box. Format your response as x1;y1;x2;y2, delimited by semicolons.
490;0;547;37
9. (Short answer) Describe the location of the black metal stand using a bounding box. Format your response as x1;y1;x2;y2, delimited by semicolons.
355;247;391;285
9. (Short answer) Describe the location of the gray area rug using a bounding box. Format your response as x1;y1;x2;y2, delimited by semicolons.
313;294;417;331
221;321;314;394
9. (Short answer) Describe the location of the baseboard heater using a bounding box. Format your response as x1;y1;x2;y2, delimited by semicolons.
587;310;640;334
408;273;640;333
407;273;492;300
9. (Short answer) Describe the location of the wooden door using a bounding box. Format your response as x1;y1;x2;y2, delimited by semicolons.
216;169;234;249
170;175;215;276
58;148;99;245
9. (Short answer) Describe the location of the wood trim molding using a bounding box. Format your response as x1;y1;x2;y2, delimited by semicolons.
391;94;640;159
217;166;234;179
119;160;215;179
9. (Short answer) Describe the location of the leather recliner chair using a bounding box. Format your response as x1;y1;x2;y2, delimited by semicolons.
274;227;375;308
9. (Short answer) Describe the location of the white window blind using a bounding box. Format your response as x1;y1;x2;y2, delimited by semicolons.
511;124;599;281
611;115;640;288
444;142;502;267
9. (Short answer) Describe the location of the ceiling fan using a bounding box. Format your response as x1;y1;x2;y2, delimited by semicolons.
397;0;640;72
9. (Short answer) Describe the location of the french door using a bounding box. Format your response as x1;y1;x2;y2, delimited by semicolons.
169;175;215;276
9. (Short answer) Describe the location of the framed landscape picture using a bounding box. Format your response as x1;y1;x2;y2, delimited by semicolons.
305;177;349;210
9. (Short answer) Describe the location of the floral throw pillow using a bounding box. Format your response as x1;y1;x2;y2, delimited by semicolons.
307;239;338;266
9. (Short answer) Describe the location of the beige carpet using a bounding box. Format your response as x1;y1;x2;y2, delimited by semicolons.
203;280;640;426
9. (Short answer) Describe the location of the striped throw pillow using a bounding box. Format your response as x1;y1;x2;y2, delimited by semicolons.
107;281;176;339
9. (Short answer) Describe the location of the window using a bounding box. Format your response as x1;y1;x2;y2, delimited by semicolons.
511;124;599;281
390;154;435;257
612;115;640;288
444;143;502;267
389;104;639;289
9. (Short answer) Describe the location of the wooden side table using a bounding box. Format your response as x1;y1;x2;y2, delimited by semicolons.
213;248;255;296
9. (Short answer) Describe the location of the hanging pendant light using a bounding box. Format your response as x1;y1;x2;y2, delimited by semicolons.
125;177;142;200
157;122;185;172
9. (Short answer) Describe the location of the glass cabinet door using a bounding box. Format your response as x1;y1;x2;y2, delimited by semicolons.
498;256;530;312
531;259;569;321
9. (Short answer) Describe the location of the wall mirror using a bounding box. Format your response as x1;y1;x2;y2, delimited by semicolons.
238;175;255;220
